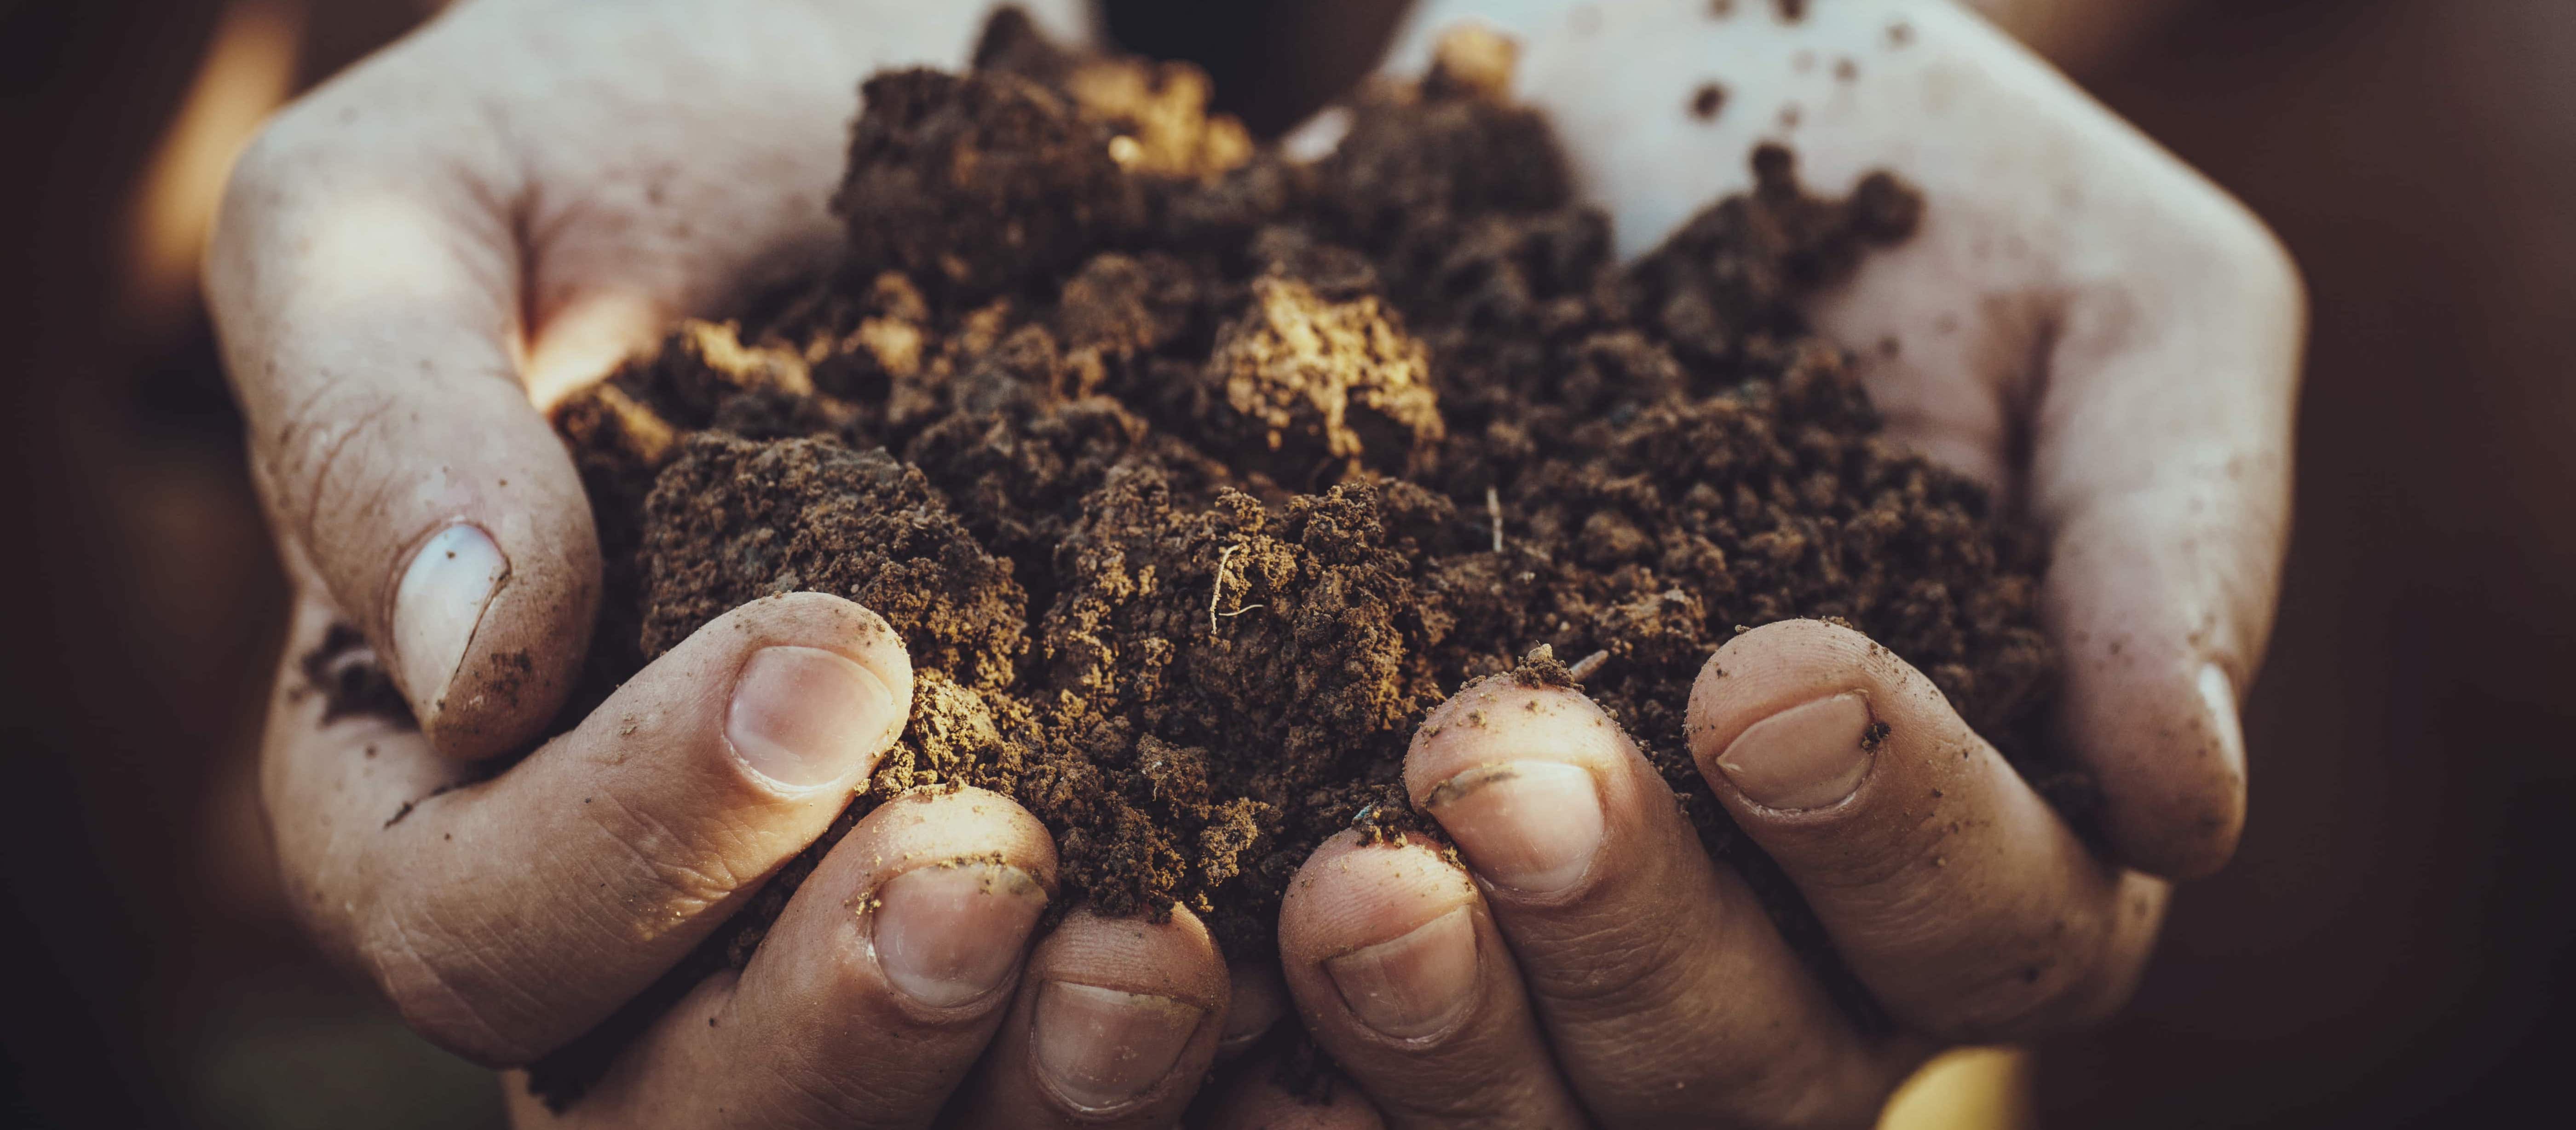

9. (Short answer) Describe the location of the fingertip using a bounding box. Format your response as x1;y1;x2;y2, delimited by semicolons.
679;592;916;792
703;590;915;692
286;358;606;764
2185;661;2252;869
1271;832;1589;1126
835;787;1059;1018
1402;679;1628;803
397;499;601;761
1686;620;1940;813
2073;660;2248;880
1686;620;1890;757
1036;905;1230;1013
860;784;1060;893
1278;832;1478;969
1007;905;1230;1119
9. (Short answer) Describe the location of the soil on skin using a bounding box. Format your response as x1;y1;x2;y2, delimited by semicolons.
516;9;2083;1104
299;623;414;726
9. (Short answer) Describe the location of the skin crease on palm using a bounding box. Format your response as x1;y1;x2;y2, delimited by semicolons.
207;0;2302;1126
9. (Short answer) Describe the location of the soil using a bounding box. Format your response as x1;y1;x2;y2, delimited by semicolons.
299;623;413;726
1692;81;1729;121
508;8;2084;1104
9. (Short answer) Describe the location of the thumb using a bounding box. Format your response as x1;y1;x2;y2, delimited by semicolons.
212;90;597;761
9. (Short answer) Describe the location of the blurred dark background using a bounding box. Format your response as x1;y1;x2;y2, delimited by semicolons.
3;0;2568;1126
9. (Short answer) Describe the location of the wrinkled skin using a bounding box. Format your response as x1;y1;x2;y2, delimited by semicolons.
210;0;2298;1126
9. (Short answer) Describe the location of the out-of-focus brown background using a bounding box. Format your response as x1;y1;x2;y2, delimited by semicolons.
3;0;2568;1126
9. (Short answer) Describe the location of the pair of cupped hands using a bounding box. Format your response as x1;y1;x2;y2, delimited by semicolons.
212;0;2301;1125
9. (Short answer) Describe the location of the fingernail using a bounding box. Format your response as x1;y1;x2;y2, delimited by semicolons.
1323;905;1479;1040
1032;982;1204;1113
1711;692;1877;811
874;863;1047;1009
725;646;896;789
392;524;509;714
1422;761;1604;895
2196;663;2246;777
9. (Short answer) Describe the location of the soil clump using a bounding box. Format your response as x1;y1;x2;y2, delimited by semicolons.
518;9;2078;1102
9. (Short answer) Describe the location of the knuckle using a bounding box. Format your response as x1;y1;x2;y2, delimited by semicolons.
2211;205;2305;316
209;92;363;270
357;899;548;1066
210;126;290;249
2161;193;2307;335
586;789;758;920
219;106;327;215
1821;828;1945;894
1379;1063;1527;1126
1520;908;1698;1016
1924;914;2141;1041
268;380;404;548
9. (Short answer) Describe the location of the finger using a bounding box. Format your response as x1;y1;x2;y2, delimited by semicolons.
950;906;1231;1128
1201;1053;1391;1130
1276;831;1590;1130
507;787;1057;1128
265;589;911;1066
1401;676;1903;1127
212;87;598;761
1688;619;2168;1040
2019;272;2297;879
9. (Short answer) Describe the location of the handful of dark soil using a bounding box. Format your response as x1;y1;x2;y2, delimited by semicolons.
533;10;2079;1103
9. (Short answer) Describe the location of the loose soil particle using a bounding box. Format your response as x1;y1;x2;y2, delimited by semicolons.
509;8;2091;1104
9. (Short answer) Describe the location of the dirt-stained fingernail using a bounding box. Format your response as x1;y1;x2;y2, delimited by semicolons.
874;863;1047;1009
725;646;895;789
1032;982;1204;1113
1710;692;1878;811
1423;761;1604;896
1323;905;1479;1040
392;522;507;715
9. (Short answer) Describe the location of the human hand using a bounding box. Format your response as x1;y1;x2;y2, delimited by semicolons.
271;587;1234;1129
1222;1;2303;1125
218;1;1252;1124
209;0;1090;761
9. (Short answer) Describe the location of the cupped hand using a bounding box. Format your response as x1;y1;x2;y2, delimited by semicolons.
209;0;1088;759
270;584;1233;1129
1223;1;2304;1126
219;1;1252;1125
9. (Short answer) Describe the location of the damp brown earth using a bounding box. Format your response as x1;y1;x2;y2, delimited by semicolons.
326;9;2087;1103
